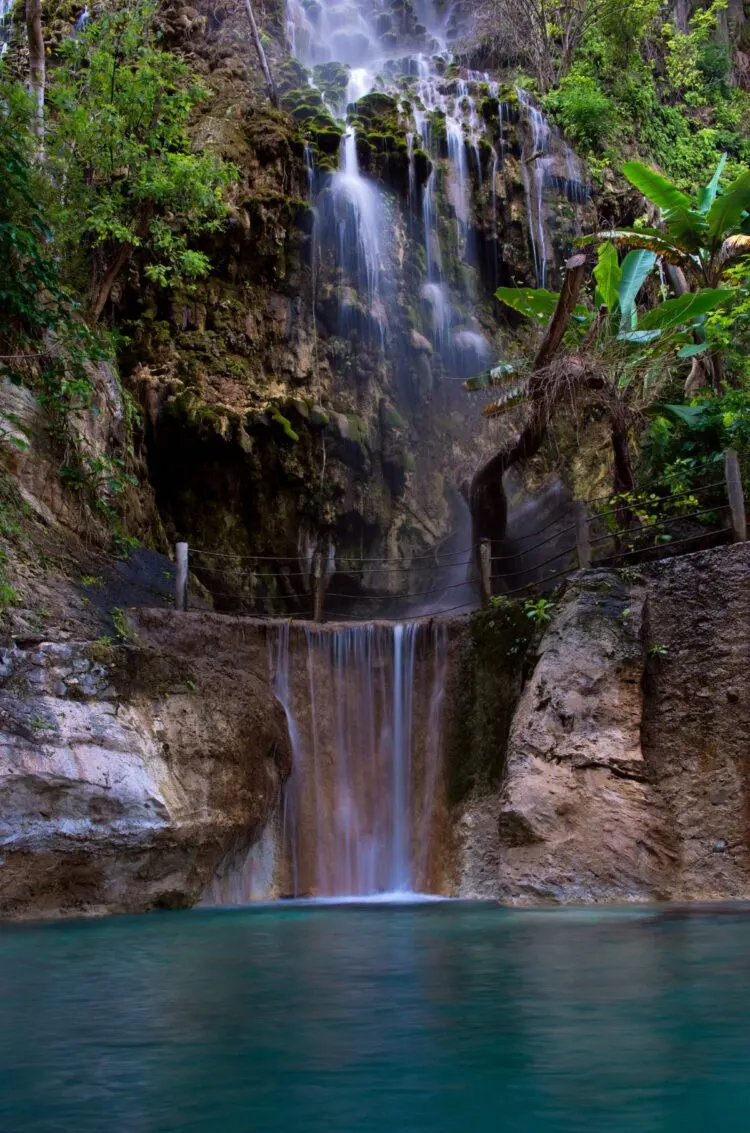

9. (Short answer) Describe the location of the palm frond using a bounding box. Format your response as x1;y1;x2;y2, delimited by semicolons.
464;360;523;392
482;380;530;417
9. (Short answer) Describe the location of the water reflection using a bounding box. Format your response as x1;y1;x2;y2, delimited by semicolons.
1;905;750;1131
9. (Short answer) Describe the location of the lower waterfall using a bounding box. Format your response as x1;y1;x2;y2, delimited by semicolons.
271;620;450;899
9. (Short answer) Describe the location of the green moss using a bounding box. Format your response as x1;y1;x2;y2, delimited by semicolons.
345;413;365;444
276;58;309;95
426;109;447;144
412;147;431;184
351;91;399;120
86;641;116;667
272;412;300;442
312;61;349;105
445;601;535;806
381;405;407;432
310;125;344;154
168;391;217;423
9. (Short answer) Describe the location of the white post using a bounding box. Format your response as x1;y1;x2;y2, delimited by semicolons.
574;500;591;568
725;449;746;542
479;539;492;607
175;542;189;612
312;548;326;622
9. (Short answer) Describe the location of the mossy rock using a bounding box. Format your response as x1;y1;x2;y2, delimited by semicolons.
309;124;344;154
445;603;536;805
380;403;407;433
312;61;350;105
350;90;399;125
413;147;431;184
276;58;309;95
480;96;500;124
426;109;447;147
290;102;328;123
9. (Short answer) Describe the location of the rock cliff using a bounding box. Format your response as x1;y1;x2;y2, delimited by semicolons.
0;618;291;918
456;542;750;903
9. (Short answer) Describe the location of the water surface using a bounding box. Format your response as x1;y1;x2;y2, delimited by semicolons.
1;902;750;1132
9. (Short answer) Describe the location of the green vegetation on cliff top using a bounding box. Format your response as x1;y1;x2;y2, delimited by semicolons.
470;0;750;189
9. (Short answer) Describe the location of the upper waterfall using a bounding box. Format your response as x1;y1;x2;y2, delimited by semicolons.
273;0;591;619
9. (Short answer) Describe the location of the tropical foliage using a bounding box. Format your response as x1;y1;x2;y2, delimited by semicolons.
46;1;236;320
580;154;750;387
469;157;750;498
0;103;111;416
580;157;750;290
470;0;750;188
1;1;235;337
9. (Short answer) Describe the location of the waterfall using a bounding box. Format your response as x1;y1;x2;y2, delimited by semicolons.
285;0;587;381
288;0;513;381
326;129;389;342
516;87;591;286
0;0;14;54
517;88;552;288
272;621;449;898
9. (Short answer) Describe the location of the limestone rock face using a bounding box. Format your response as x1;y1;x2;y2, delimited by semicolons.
0;631;291;919
457;545;750;904
458;572;671;902
642;543;750;900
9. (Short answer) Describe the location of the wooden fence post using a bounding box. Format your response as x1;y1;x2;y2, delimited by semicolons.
312;548;326;622
574;500;591;569
479;539;492;608
175;542;189;612
725;448;747;542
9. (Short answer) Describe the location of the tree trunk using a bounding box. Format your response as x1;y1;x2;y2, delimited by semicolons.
611;417;636;497
26;0;45;150
666;265;730;392
533;253;587;369
471;254;590;546
89;243;134;323
674;0;691;33
242;0;280;108
665;263;690;296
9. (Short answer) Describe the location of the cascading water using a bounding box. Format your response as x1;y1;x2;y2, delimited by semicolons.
0;0;14;55
201;2;596;907
288;0;590;463
270;620;448;898
516;88;552;288
328;129;388;341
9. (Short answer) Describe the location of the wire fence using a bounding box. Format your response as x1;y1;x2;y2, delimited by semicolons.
172;451;746;622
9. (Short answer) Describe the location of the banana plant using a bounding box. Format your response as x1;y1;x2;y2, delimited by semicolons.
469;244;732;504
470;245;732;418
578;155;750;289
576;155;750;388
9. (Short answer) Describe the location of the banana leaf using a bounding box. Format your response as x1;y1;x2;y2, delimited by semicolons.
622;161;693;214
617;249;657;330
593;242;621;313
707;170;750;245
638;289;732;331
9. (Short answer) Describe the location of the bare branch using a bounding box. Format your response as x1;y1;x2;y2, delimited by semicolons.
242;0;280;108
25;0;45;151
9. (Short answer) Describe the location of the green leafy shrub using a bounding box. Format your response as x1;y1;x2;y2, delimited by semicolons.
544;75;614;152
47;0;236;320
642;389;750;494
